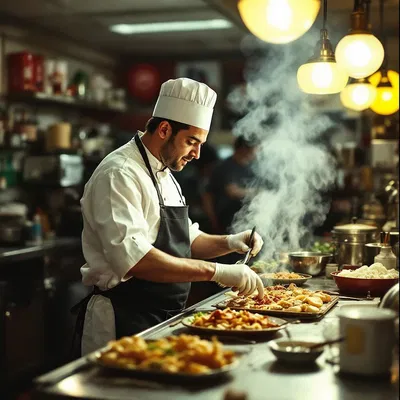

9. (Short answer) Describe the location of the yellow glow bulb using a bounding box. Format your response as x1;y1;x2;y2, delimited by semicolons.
297;61;348;94
238;0;320;44
336;34;384;79
369;70;399;115
340;81;377;111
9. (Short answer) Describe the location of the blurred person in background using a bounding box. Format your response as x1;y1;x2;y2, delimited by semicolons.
204;135;259;235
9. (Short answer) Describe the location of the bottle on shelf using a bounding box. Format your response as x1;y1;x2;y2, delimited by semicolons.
31;209;43;245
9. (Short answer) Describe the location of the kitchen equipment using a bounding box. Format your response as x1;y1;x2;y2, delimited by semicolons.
338;306;396;376
307;337;345;350
46;123;71;152
331;271;398;297
23;154;83;187
236;226;256;265
379;284;399;312
325;263;338;278
331;218;378;267
287;251;332;276
374;245;397;270
268;339;324;364
0;223;24;245
380;285;399;343
389;230;399;259
214;295;339;320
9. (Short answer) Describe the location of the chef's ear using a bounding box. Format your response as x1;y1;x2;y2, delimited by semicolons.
158;121;172;139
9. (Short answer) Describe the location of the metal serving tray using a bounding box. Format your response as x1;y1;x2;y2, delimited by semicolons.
213;296;339;320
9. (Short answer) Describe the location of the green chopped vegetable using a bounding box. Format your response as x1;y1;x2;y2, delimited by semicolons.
310;241;334;253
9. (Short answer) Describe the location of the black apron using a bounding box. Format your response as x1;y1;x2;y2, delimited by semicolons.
71;133;191;357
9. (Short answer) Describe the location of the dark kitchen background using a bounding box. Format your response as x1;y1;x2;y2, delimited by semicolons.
0;1;398;399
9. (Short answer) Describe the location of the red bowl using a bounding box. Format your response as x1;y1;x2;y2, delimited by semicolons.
331;271;399;297
341;264;361;271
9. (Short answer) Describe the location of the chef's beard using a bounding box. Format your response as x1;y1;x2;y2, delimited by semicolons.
159;135;187;171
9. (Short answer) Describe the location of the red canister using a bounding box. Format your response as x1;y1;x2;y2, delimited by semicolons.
7;51;35;93
33;55;44;92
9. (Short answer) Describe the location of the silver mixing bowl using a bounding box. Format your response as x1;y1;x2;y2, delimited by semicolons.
288;252;333;276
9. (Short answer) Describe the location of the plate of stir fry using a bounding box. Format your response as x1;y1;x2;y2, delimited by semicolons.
89;334;239;381
182;308;288;336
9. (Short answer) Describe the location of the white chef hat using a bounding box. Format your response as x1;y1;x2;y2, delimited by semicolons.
152;78;217;131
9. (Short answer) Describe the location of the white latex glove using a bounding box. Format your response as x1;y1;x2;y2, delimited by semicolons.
227;230;264;256
211;263;264;299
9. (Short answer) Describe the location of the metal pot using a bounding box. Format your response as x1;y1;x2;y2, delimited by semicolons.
0;224;24;245
332;218;378;267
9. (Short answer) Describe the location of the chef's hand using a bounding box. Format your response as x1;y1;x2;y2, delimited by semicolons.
211;263;264;299
227;230;264;256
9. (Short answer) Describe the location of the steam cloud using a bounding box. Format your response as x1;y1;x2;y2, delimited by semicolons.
228;34;338;261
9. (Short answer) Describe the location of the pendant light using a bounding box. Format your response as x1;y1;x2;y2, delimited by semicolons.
369;69;399;115
339;2;377;111
297;0;349;95
340;77;377;111
336;0;384;79
237;0;321;44
368;0;399;115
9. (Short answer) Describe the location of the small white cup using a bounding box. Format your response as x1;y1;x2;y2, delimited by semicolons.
338;306;396;376
325;263;338;278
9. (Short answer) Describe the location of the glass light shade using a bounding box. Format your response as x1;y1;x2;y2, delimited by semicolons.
368;70;399;115
238;0;320;44
340;81;377;111
335;34;384;79
297;61;349;94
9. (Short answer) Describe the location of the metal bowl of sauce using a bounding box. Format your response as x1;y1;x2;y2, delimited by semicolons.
268;339;324;364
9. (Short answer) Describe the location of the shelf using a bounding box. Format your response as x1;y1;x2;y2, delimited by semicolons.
0;147;27;153
4;91;127;114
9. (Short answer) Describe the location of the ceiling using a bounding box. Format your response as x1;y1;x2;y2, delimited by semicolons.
0;0;398;58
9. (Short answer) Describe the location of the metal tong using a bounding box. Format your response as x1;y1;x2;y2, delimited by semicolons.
237;226;256;266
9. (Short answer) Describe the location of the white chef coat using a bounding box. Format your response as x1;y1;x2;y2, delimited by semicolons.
80;131;203;355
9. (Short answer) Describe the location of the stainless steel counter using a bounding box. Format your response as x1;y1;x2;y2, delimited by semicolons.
32;278;399;400
0;237;81;265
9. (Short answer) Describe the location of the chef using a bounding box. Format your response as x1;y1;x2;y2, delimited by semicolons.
73;78;264;356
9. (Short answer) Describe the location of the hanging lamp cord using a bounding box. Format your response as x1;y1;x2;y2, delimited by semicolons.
323;0;328;30
363;0;371;29
379;0;388;69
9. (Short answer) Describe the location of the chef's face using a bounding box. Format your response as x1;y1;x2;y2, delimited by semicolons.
160;124;208;171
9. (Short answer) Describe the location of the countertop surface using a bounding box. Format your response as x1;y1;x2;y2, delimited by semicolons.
32;278;398;400
0;237;81;264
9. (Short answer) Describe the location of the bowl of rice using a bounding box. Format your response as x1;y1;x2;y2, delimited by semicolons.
331;263;399;297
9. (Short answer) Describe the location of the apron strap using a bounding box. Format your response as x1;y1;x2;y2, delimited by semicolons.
169;172;186;205
134;133;164;205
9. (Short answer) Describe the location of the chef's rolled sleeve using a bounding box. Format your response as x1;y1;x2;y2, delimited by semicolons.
91;169;153;280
